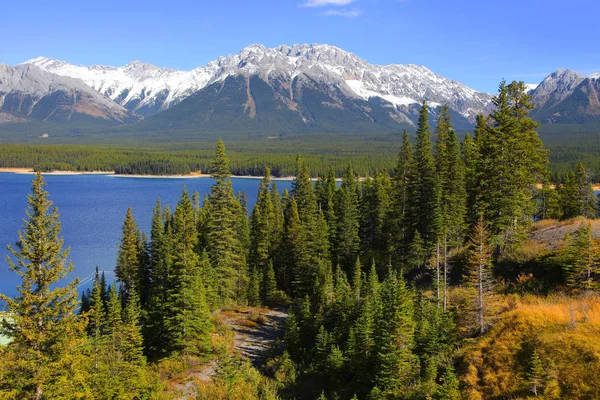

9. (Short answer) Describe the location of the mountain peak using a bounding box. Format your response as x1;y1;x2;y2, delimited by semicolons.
589;72;600;80
20;43;492;121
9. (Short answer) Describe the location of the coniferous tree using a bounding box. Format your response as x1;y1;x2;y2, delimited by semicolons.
575;162;597;219
87;267;105;337
360;171;391;266
434;106;466;310
165;188;203;353
562;222;600;291
115;207;142;298
465;216;494;335
389;130;415;267
206;140;247;304
145;200;171;356
284;196;302;296
526;350;546;397
0;173;90;399
409;101;441;250
536;182;562;220
120;287;145;366
291;156;329;299
263;261;278;305
181;258;212;356
476;81;548;250
247;267;261;306
374;269;418;395
334;164;360;271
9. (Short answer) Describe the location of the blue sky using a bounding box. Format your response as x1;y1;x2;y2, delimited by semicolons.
2;0;599;93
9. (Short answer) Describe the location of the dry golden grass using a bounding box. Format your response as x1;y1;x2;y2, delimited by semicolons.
461;294;600;399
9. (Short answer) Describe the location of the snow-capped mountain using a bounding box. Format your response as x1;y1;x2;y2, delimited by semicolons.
0;64;138;124
531;69;600;124
24;44;493;121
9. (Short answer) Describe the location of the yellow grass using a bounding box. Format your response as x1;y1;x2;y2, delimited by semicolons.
462;294;600;399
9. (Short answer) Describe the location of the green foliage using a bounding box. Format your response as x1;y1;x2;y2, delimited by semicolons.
0;173;91;399
115;207;142;296
409;101;441;249
475;81;548;251
560;223;600;291
205;140;247;304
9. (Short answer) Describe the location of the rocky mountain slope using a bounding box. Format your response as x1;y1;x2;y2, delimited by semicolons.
11;44;600;134
0;64;138;124
24;44;493;126
531;69;600;124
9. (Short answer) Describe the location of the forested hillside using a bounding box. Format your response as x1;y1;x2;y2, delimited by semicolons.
1;81;600;399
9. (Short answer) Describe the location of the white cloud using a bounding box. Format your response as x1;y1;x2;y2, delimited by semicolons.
319;8;361;17
301;0;356;7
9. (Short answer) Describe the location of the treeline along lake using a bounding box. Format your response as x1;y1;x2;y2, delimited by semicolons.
0;173;292;297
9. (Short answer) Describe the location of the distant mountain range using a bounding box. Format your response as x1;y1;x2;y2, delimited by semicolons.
530;69;600;124
0;43;599;134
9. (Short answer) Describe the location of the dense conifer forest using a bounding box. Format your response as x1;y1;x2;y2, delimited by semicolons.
2;81;600;399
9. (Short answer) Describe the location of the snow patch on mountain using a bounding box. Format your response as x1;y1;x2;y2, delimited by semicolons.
24;44;493;120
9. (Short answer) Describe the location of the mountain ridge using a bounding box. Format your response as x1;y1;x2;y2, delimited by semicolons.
0;64;138;125
23;43;493;123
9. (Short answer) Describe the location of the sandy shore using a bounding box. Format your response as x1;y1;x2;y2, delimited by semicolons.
0;168;114;175
110;172;210;179
0;168;340;181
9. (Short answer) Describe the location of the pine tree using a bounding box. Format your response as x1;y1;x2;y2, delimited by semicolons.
121;287;145;366
407;231;426;273
526;350;546;397
560;170;580;220
88;267;105;337
262;261;278;305
0;173;90;399
374;270;418;395
562;222;600;291
247;267;261;306
206;140;247;304
536;182;562;220
333;164;360;271
182;257;212;355
389;130;414;264
115;207;142;298
360;171;391;266
435;365;461;400
465;216;494;335
105;283;122;336
284;196;303;296
575;162;596;218
409;101;441;249
476;81;548;250
145;199;171;356
434;106;466;310
164;187;205;353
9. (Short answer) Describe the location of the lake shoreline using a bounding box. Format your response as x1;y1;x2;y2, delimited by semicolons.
0;168;302;181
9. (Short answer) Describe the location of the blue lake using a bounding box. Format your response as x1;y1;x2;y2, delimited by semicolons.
0;173;293;298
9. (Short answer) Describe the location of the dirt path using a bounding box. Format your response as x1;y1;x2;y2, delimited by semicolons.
220;307;288;367
170;307;287;399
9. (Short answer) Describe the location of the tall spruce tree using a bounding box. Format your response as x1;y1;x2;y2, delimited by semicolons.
476;81;548;251
360;171;391;266
409;101;441;250
389;130;414;265
206;140;247;304
434;106;466;310
115;207;142;298
334;164;361;271
0;172;90;399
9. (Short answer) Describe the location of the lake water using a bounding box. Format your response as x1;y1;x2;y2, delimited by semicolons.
0;173;293;298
